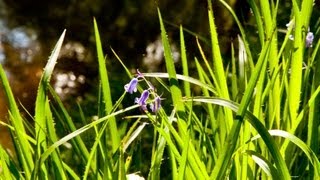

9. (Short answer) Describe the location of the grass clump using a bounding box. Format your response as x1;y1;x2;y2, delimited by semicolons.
0;0;319;179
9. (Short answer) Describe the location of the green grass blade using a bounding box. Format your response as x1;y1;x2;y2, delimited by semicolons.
93;18;120;152
184;97;290;179
157;9;185;113
45;98;67;179
180;25;190;97
245;150;280;179
33;29;66;179
210;27;277;179
49;86;90;164
39;104;140;168
0;63;34;178
0;145;20;179
149;110;174;180
143;73;216;94
207;0;233;132
252;130;320;178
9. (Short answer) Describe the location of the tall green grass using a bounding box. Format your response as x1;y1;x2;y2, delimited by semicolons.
0;0;319;179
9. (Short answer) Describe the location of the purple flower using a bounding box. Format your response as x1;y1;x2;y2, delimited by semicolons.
124;78;138;94
135;90;149;110
306;32;314;48
150;96;161;112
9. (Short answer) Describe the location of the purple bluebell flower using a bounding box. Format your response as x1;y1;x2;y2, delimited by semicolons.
150;96;161;112
135;90;149;110
306;32;314;48
124;78;138;94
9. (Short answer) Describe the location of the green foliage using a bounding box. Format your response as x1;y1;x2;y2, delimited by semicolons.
0;0;319;179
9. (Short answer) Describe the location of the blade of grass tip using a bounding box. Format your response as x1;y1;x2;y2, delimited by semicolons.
207;0;233;133
33;29;66;179
157;9;185;114
247;0;265;46
196;37;219;93
164;19;210;46
110;48;133;78
94;18;120;152
0;64;34;177
219;0;254;69
231;43;238;101
180;25;190;98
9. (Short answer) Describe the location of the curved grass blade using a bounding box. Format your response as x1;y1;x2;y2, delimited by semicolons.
252;130;320;178
245;150;280;179
143;73;216;94
184;97;290;179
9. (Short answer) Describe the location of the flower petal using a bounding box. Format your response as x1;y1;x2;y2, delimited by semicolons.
135;90;149;109
124;78;138;94
306;32;314;48
150;96;161;112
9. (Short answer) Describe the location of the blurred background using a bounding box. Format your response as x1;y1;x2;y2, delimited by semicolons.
0;0;319;174
0;0;245;150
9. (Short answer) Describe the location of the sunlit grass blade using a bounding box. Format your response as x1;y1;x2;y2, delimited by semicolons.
45;98;67;179
219;0;254;68
178;103;193;180
33;29;66;179
210;26;281;179
207;0;233;132
157;9;184;113
143;73;216;94
252;130;320;178
245;150;280;179
180;25;190;97
38;104;140;168
184;97;290;179
149;109;174;180
83;119;109;180
93;18;120;153
0;145;20;179
48;86;91;165
0;57;34;178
